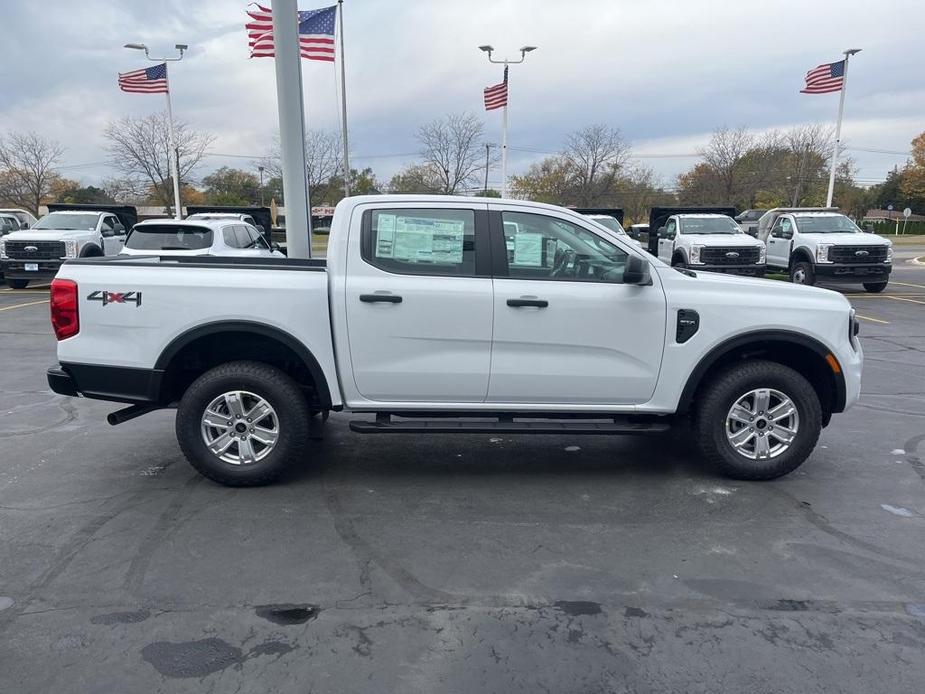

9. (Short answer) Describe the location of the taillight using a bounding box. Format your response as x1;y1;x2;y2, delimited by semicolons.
50;278;79;340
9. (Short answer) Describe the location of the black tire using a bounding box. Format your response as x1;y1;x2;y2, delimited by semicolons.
671;256;687;269
6;279;28;289
176;360;311;486
863;281;888;293
789;261;815;286
694;360;822;480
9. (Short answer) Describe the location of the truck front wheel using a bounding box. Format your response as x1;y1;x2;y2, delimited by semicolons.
176;360;311;486
790;261;815;286
694;360;822;480
863;281;888;293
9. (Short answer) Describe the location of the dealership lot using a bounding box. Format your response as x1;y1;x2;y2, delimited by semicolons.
1;251;924;693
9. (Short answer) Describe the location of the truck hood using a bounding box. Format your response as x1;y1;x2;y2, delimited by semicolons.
799;233;892;246
681;234;763;247
658;265;847;304
2;229;94;242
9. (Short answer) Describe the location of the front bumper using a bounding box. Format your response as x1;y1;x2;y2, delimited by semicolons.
694;264;766;277
1;259;63;281
815;263;891;281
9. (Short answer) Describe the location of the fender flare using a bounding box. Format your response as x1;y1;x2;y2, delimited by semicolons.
154;320;333;409
676;329;847;414
790;245;814;267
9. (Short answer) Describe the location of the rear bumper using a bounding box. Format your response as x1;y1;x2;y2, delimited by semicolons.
1;259;62;281
47;363;164;404
815;263;891;281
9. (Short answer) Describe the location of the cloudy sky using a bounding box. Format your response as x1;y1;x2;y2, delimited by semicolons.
1;0;922;192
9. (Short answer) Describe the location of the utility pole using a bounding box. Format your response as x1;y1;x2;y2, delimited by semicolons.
271;0;312;258
483;143;492;195
258;165;265;207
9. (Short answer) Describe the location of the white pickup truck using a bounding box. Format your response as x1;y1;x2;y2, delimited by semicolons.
757;208;893;292
47;195;862;486
655;213;766;276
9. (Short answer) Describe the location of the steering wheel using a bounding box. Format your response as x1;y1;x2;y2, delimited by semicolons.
551;248;576;278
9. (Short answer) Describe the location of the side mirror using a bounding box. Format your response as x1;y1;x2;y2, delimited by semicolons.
623;255;651;285
101;228;114;237
657;226;667;238
781;229;793;240
114;225;125;234
864;224;874;233
21;222;28;229
271;242;281;251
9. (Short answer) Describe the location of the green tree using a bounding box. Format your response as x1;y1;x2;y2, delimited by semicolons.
201;167;259;206
900;131;925;213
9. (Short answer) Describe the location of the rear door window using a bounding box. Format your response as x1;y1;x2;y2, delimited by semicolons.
223;226;241;248
362;209;477;276
124;225;213;250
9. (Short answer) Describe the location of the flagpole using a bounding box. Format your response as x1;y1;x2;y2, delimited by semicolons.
825;48;860;208
163;72;183;221
337;0;350;197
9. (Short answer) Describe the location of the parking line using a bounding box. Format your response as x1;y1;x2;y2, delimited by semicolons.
889;281;925;290
0;299;48;312
888;295;925;306
855;314;889;324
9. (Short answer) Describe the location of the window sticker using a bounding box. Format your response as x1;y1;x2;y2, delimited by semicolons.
376;213;396;257
393;216;465;264
513;232;543;267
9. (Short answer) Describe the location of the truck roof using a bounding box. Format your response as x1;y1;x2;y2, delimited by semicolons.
672;213;736;219
135;218;221;230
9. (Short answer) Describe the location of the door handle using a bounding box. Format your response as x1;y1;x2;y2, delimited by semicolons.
507;298;548;308
360;293;402;303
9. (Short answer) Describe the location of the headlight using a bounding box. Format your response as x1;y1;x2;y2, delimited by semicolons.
886;246;893;264
0;241;6;259
757;244;766;264
63;240;78;258
816;244;833;263
689;245;704;265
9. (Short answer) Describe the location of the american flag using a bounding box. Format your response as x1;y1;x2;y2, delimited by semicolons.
801;60;845;94
483;66;508;111
246;3;336;62
118;63;168;94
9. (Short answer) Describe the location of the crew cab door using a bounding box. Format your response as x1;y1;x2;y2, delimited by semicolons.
100;215;125;255
766;216;792;268
657;218;677;262
344;203;493;402
487;207;666;405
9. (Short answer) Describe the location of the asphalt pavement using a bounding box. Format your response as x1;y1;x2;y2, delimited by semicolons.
1;250;924;693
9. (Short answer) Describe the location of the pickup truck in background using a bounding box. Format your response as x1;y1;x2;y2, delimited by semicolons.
47;195;861;486
0;208;38;229
0;204;135;288
654;211;766;276
757;208;893;292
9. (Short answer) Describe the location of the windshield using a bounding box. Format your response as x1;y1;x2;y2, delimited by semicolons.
33;213;100;230
680;217;741;234
588;216;626;235
794;215;861;234
125;224;213;250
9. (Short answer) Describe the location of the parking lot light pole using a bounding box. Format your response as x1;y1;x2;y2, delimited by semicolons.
124;43;188;220
825;48;861;208
479;45;537;198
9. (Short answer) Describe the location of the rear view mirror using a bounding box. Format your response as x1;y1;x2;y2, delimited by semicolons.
623;255;651;285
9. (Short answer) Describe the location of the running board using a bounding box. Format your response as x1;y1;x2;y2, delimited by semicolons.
349;415;670;435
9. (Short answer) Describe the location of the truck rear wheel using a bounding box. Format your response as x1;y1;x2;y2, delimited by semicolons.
863;281;888;293
790;261;815;286
175;360;311;486
694;360;821;480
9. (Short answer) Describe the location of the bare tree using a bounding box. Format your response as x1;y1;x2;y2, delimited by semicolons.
263;130;343;203
416;113;486;194
698;126;755;203
104;112;213;214
783;124;832;205
0;131;64;215
562;124;631;206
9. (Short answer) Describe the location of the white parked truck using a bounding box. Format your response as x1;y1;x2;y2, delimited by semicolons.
47;195;862;486
757;208;893;292
655;213;766;276
0;204;134;288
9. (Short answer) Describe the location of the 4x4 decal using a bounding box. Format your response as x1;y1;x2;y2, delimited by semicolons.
87;290;142;307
